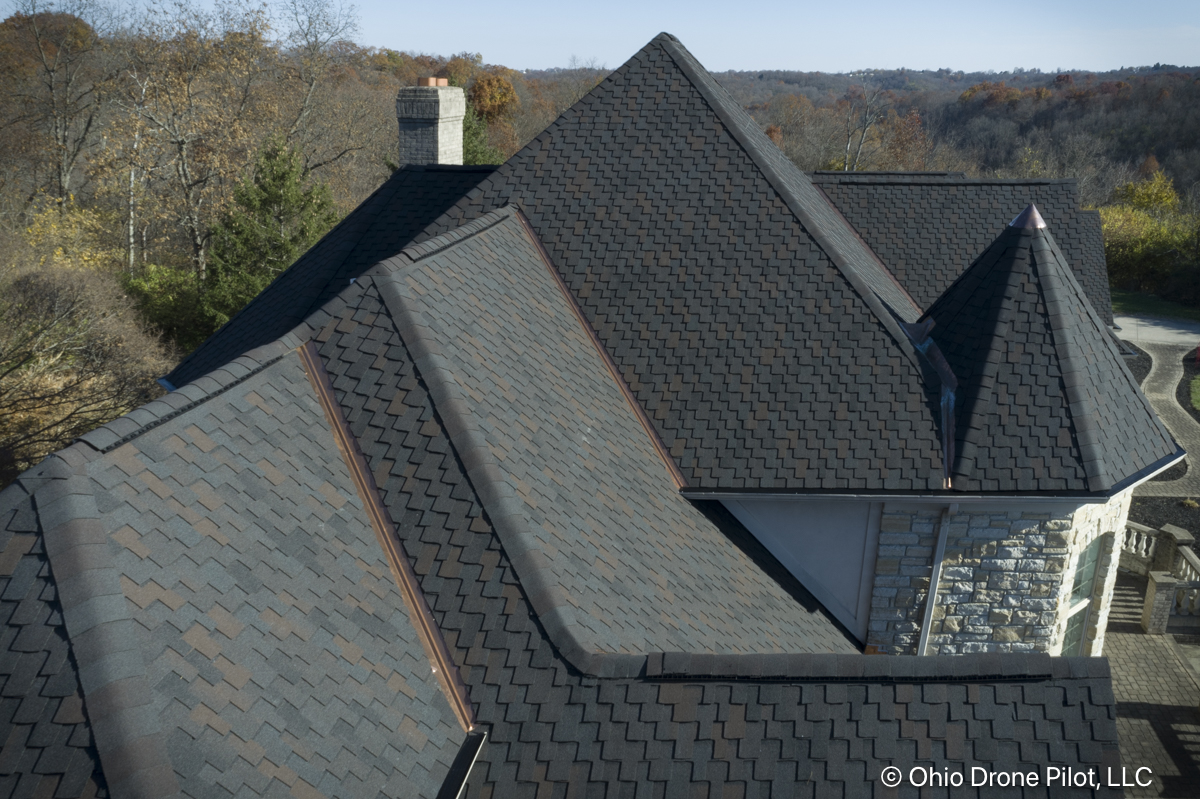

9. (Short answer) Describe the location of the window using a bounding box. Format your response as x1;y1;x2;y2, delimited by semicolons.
1071;536;1102;605
1062;536;1103;655
1062;606;1088;656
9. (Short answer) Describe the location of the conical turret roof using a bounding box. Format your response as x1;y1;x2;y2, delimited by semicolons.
926;205;1180;492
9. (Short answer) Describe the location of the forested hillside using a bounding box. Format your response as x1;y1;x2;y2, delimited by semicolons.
0;0;1196;484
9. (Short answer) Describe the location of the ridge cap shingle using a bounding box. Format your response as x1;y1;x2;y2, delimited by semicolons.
18;451;181;798
79;340;294;453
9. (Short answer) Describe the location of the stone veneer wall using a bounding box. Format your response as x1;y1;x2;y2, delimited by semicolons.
866;491;1130;656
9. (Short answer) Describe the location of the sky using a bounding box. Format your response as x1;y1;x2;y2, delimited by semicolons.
350;0;1200;73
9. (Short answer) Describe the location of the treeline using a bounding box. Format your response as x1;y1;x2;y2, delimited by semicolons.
735;65;1200;206
0;0;595;483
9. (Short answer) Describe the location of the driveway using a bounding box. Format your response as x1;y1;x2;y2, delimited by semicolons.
1116;315;1200;497
1116;314;1200;347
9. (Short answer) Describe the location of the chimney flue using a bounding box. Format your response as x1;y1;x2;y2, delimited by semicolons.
396;78;465;166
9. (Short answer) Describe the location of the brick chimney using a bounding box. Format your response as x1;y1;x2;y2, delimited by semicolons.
396;77;466;166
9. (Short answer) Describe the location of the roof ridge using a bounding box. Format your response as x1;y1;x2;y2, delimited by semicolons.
1033;235;1108;490
369;213;645;679
78;340;297;453
19;450;181;797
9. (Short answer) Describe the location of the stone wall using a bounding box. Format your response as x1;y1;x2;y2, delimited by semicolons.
866;492;1130;656
1051;490;1130;656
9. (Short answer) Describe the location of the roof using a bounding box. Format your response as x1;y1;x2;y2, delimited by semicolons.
401;33;953;493
812;171;1115;325
3;347;471;798
0;32;1142;795
925;206;1180;492
362;206;858;671
166;165;496;390
0;189;1126;797
293;231;1122;792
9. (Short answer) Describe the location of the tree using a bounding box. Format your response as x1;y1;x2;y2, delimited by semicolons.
0;0;116;203
839;84;891;171
462;101;504;165
468;71;518;124
203;135;337;327
0;243;170;486
121;0;279;281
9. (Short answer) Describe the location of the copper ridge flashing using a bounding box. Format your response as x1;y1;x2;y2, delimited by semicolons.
511;207;688;490
298;340;477;732
367;209;646;679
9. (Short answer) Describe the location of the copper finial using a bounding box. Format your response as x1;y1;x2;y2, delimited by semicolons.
1008;204;1047;230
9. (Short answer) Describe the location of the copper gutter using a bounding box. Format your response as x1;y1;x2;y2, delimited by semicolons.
514;207;689;490
298;341;476;732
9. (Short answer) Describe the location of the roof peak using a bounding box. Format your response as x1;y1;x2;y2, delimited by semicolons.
1009;203;1047;229
925;217;1178;493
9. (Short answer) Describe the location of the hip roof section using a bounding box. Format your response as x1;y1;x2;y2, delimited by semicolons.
366;206;858;665
407;34;950;492
812;172;1115;325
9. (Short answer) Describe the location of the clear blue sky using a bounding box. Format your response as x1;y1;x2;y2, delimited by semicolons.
352;0;1199;73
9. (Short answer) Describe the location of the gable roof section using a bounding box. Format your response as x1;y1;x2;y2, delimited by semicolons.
812;171;1115;325
925;206;1180;493
359;205;857;674
6;345;472;798
166;165;496;390
405;34;951;492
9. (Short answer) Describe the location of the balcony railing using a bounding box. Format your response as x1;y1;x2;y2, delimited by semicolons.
1123;521;1200;633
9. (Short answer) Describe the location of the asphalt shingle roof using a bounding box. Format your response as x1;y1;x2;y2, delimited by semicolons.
351;206;858;672
0;484;107;799
925;207;1180;492
0;31;1150;796
403;34;950;493
167;165;496;390
299;248;1123;796
812;171;1114;325
3;347;469;798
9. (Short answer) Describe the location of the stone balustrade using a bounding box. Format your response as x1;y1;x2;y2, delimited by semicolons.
1131;522;1200;633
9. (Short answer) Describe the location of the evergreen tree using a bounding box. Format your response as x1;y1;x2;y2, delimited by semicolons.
204;136;339;327
462;101;505;165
